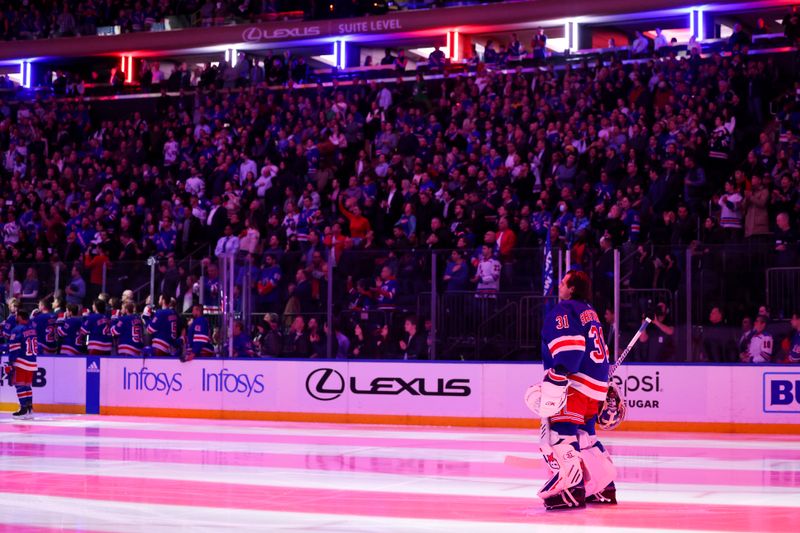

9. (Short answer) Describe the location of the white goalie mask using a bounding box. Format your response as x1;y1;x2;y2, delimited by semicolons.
597;381;626;430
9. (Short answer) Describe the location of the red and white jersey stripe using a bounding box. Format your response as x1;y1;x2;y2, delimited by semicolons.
568;372;608;401
547;335;586;358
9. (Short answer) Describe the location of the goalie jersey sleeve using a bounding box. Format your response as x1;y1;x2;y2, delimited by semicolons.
541;300;609;401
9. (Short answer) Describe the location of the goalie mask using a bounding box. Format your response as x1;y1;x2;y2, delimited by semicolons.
597;381;626;430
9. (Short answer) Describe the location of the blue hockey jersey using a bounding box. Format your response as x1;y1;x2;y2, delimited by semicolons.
147;308;179;354
81;313;112;353
57;316;85;355
1;315;16;341
541;299;609;401
111;314;145;356
790;331;800;363
187;316;214;357
32;312;58;354
8;323;38;373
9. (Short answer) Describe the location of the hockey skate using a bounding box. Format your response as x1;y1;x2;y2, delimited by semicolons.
11;406;33;420
586;482;617;504
542;483;586;510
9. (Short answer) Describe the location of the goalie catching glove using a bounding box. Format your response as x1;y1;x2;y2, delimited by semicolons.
524;369;568;418
597;381;626;430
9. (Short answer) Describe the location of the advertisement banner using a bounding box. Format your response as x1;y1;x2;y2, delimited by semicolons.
95;358;800;427
0;356;85;407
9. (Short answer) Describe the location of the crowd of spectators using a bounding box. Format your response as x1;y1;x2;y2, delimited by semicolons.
0;0;307;40
0;32;799;359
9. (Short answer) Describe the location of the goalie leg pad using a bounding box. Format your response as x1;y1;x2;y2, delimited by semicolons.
577;428;617;501
538;432;584;502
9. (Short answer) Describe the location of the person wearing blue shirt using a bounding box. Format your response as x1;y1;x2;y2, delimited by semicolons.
4;310;37;419
186;304;214;360
231;321;254;358
1;298;19;341
443;251;470;292
57;304;85;355
32;299;58;355
147;295;180;356
256;254;282;314
788;312;800;363
111;302;144;356
65;266;87;306
374;266;398;309
81;299;112;355
155;221;177;255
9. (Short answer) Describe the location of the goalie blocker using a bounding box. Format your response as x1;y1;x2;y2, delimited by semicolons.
528;271;617;510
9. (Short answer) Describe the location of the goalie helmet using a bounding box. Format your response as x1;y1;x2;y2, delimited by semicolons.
597;381;626;430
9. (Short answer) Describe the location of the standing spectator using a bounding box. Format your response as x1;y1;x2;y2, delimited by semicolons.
531;28;547;62
774;212;797;267
215;224;241;258
443;250;469;291
703;307;737;362
631;31;650;57
718;180;744;242
83;244;110;302
653;28;668;55
472;244;500;295
65;267;86;307
637;302;675;362
728;23;751;51
399;315;425;360
744;175;771;243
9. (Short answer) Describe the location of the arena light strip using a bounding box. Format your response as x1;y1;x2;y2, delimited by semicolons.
334;40;347;69
21;60;31;88
446;31;460;61
120;55;133;83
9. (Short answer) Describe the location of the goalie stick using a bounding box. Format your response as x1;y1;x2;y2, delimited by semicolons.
608;317;651;378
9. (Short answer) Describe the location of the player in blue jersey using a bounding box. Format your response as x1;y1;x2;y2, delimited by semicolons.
186;304;214;360
81;299;112;355
528;270;616;510
111;302;145;356
788;312;800;363
1;298;19;341
4;310;38;419
32;299;58;354
147;295;179;356
57;304;85;355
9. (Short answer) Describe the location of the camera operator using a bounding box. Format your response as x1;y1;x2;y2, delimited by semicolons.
638;302;675;362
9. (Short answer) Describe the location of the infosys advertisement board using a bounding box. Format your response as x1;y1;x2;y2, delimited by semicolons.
0;356;86;409
96;358;800;426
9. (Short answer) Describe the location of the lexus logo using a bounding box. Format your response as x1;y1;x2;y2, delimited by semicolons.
242;27;263;42
241;25;323;43
306;368;345;401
